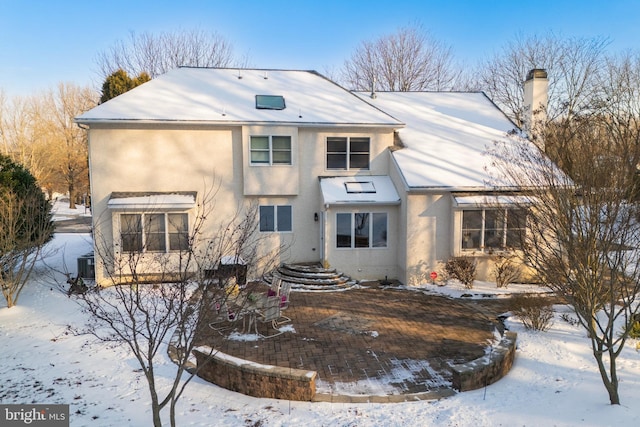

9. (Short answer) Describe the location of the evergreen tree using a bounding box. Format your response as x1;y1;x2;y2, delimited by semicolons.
99;69;150;104
0;154;54;307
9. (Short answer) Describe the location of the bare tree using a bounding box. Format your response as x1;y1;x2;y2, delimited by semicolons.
340;24;461;91
0;85;96;203
71;188;283;426
95;28;242;83
43;83;97;208
489;89;640;404
472;33;610;127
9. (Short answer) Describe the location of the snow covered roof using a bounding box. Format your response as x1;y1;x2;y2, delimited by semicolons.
320;176;400;205
77;68;402;127
107;192;197;210
355;92;519;191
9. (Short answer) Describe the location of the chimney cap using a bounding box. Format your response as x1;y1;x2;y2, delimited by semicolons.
526;69;548;81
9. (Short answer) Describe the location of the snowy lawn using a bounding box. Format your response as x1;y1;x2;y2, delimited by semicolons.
1;233;639;426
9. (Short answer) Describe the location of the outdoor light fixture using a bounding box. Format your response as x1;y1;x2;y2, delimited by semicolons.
314;213;319;222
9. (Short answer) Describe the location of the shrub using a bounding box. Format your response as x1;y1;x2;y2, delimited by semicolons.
445;257;476;289
492;254;521;288
510;294;554;331
626;319;640;339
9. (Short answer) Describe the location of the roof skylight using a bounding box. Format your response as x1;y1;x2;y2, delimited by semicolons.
256;95;286;110
345;181;376;194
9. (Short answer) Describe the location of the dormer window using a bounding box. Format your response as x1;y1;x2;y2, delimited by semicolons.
256;95;286;110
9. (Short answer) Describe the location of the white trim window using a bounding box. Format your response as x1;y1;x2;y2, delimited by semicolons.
336;212;387;248
326;137;370;170
120;213;189;252
259;205;292;232
461;208;526;251
250;135;292;165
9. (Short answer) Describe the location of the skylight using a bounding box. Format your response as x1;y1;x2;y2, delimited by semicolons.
345;181;376;193
256;95;286;110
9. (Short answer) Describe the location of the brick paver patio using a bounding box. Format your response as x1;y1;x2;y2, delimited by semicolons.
195;282;510;397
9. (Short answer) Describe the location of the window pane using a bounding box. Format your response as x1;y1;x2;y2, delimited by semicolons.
336;213;351;248
327;137;347;169
121;214;142;252
506;209;526;249
145;214;166;252
350;138;370;152
462;211;482;249
277;205;292;231
462;210;482;229
349;153;370;169
260;206;275;232
327;137;347;152
250;136;270;164
251;151;270;164
372;213;387;247
168;213;189;251
484;210;504;249
250;136;269;149
327;154;347;169
272;151;291;164
354;213;370;248
272;136;291;150
121;214;142;233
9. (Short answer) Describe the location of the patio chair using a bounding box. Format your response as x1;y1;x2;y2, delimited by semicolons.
208;300;240;335
256;295;284;338
275;281;292;326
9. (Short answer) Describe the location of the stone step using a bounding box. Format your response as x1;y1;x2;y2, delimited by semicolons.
281;263;338;275
264;263;357;291
277;265;343;281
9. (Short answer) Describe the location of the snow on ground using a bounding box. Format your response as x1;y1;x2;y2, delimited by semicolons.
1;231;640;426
50;197;91;221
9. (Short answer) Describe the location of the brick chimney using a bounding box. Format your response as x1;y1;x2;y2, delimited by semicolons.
523;69;548;149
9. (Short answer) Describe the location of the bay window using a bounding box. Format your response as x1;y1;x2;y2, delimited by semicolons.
120;213;189;252
461;208;526;251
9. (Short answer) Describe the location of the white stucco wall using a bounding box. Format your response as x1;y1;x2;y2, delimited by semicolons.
88;124;243;284
402;192;452;286
242;125;299;196
88;123;398;285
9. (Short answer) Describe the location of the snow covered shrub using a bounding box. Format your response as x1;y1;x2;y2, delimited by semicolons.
445;257;476;289
492;254;520;288
510;294;554;331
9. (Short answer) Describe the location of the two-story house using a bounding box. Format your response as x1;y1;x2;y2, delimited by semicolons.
76;67;545;286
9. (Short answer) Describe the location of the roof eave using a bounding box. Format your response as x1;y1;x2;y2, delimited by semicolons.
74;118;404;128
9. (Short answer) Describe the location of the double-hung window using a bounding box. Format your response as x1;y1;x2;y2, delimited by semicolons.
259;205;292;232
326;137;370;170
250;136;291;165
120;213;189;252
461;208;526;251
336;212;387;248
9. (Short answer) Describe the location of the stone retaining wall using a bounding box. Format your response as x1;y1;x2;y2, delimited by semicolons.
451;331;517;392
193;346;317;401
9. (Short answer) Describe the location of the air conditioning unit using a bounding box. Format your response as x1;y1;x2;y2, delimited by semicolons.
77;252;95;279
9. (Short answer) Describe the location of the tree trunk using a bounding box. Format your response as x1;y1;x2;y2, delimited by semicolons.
68;182;76;210
592;345;621;405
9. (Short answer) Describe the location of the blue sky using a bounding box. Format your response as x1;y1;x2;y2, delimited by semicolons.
1;0;639;96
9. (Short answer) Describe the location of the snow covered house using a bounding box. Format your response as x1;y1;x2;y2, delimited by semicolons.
76;67;545;286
